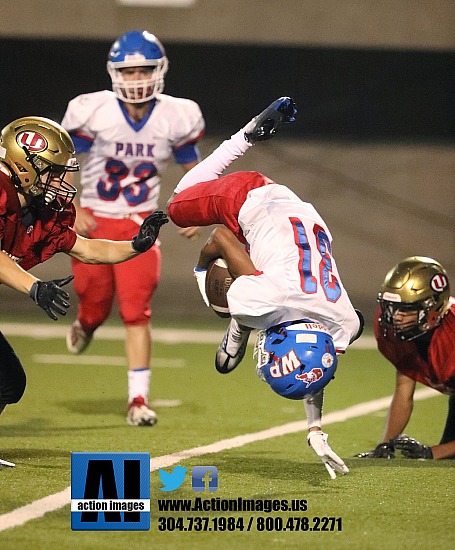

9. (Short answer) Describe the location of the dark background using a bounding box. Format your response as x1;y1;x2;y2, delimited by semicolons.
1;37;454;322
2;38;454;141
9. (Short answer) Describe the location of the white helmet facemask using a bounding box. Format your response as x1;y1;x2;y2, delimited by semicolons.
107;57;168;103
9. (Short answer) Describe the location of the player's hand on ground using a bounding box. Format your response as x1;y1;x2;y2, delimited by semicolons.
178;226;201;240
193;266;210;307
29;275;74;321
355;441;395;459
392;434;433;459
132;210;169;253
244;97;297;143
73;207;97;237
307;430;349;479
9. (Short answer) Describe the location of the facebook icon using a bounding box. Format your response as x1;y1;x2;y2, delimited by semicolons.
192;466;218;492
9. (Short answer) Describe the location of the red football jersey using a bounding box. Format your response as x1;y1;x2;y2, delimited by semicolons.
0;171;77;271
374;304;455;395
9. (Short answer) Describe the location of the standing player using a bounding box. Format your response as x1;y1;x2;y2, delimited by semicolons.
0;115;168;466
356;257;455;459
61;30;205;426
167;98;363;478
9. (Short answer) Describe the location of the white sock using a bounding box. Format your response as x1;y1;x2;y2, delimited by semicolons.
226;318;250;355
128;368;151;403
174;129;253;194
304;389;324;429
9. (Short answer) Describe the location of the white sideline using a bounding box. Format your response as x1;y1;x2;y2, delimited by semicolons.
0;387;438;532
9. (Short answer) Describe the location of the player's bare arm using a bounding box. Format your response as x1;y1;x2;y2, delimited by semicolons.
73;206;97;237
196;226;256;279
68;210;169;264
429;440;455;459
67;234;139;264
382;371;416;441
0;250;74;321
65;168;97;237
0;249;39;294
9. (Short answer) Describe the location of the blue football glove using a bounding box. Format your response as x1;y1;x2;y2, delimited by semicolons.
244;97;297;143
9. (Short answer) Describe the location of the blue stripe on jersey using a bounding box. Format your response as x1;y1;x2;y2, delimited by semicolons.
119;98;156;131
71;133;94;154
173;142;201;164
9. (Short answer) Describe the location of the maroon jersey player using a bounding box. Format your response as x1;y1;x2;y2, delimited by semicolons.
356;256;455;460
0;116;167;466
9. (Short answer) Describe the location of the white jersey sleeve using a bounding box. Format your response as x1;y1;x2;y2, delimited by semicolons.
61;91;107;139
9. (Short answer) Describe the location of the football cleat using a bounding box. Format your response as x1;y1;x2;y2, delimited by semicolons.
66;320;93;354
215;319;251;374
243;96;297;143
127;396;157;426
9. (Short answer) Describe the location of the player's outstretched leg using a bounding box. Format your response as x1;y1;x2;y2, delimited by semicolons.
243;97;297;143
215;318;251;374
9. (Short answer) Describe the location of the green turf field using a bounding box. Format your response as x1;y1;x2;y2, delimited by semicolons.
0;324;453;549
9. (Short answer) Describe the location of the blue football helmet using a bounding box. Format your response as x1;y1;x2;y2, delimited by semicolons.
107;30;168;103
254;320;338;400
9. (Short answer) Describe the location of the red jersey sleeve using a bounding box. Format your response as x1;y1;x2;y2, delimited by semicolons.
374;305;455;395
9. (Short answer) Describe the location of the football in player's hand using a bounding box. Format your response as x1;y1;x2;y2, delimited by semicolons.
205;258;232;318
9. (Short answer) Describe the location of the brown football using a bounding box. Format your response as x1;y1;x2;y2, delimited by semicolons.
205;258;232;318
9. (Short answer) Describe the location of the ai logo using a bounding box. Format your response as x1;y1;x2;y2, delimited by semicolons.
71;452;150;531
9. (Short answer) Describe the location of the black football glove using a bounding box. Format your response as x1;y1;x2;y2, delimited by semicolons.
392;434;433;459
244;97;297;144
29;275;74;321
131;210;169;253
355;441;395;459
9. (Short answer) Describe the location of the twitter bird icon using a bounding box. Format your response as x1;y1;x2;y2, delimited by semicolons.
158;466;187;491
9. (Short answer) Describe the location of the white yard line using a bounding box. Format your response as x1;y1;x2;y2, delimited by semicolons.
33;355;185;368
1;322;377;348
0;387;438;531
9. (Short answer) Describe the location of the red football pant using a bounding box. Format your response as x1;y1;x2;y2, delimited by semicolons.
72;213;161;334
168;171;271;243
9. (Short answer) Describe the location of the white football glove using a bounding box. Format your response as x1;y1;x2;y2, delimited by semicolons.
193;267;210;307
307;430;349;479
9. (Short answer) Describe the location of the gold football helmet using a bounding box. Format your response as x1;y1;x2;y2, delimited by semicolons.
0;116;79;211
378;256;450;341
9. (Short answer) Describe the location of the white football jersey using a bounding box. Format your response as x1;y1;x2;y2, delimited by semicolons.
62;91;204;215
228;184;360;352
